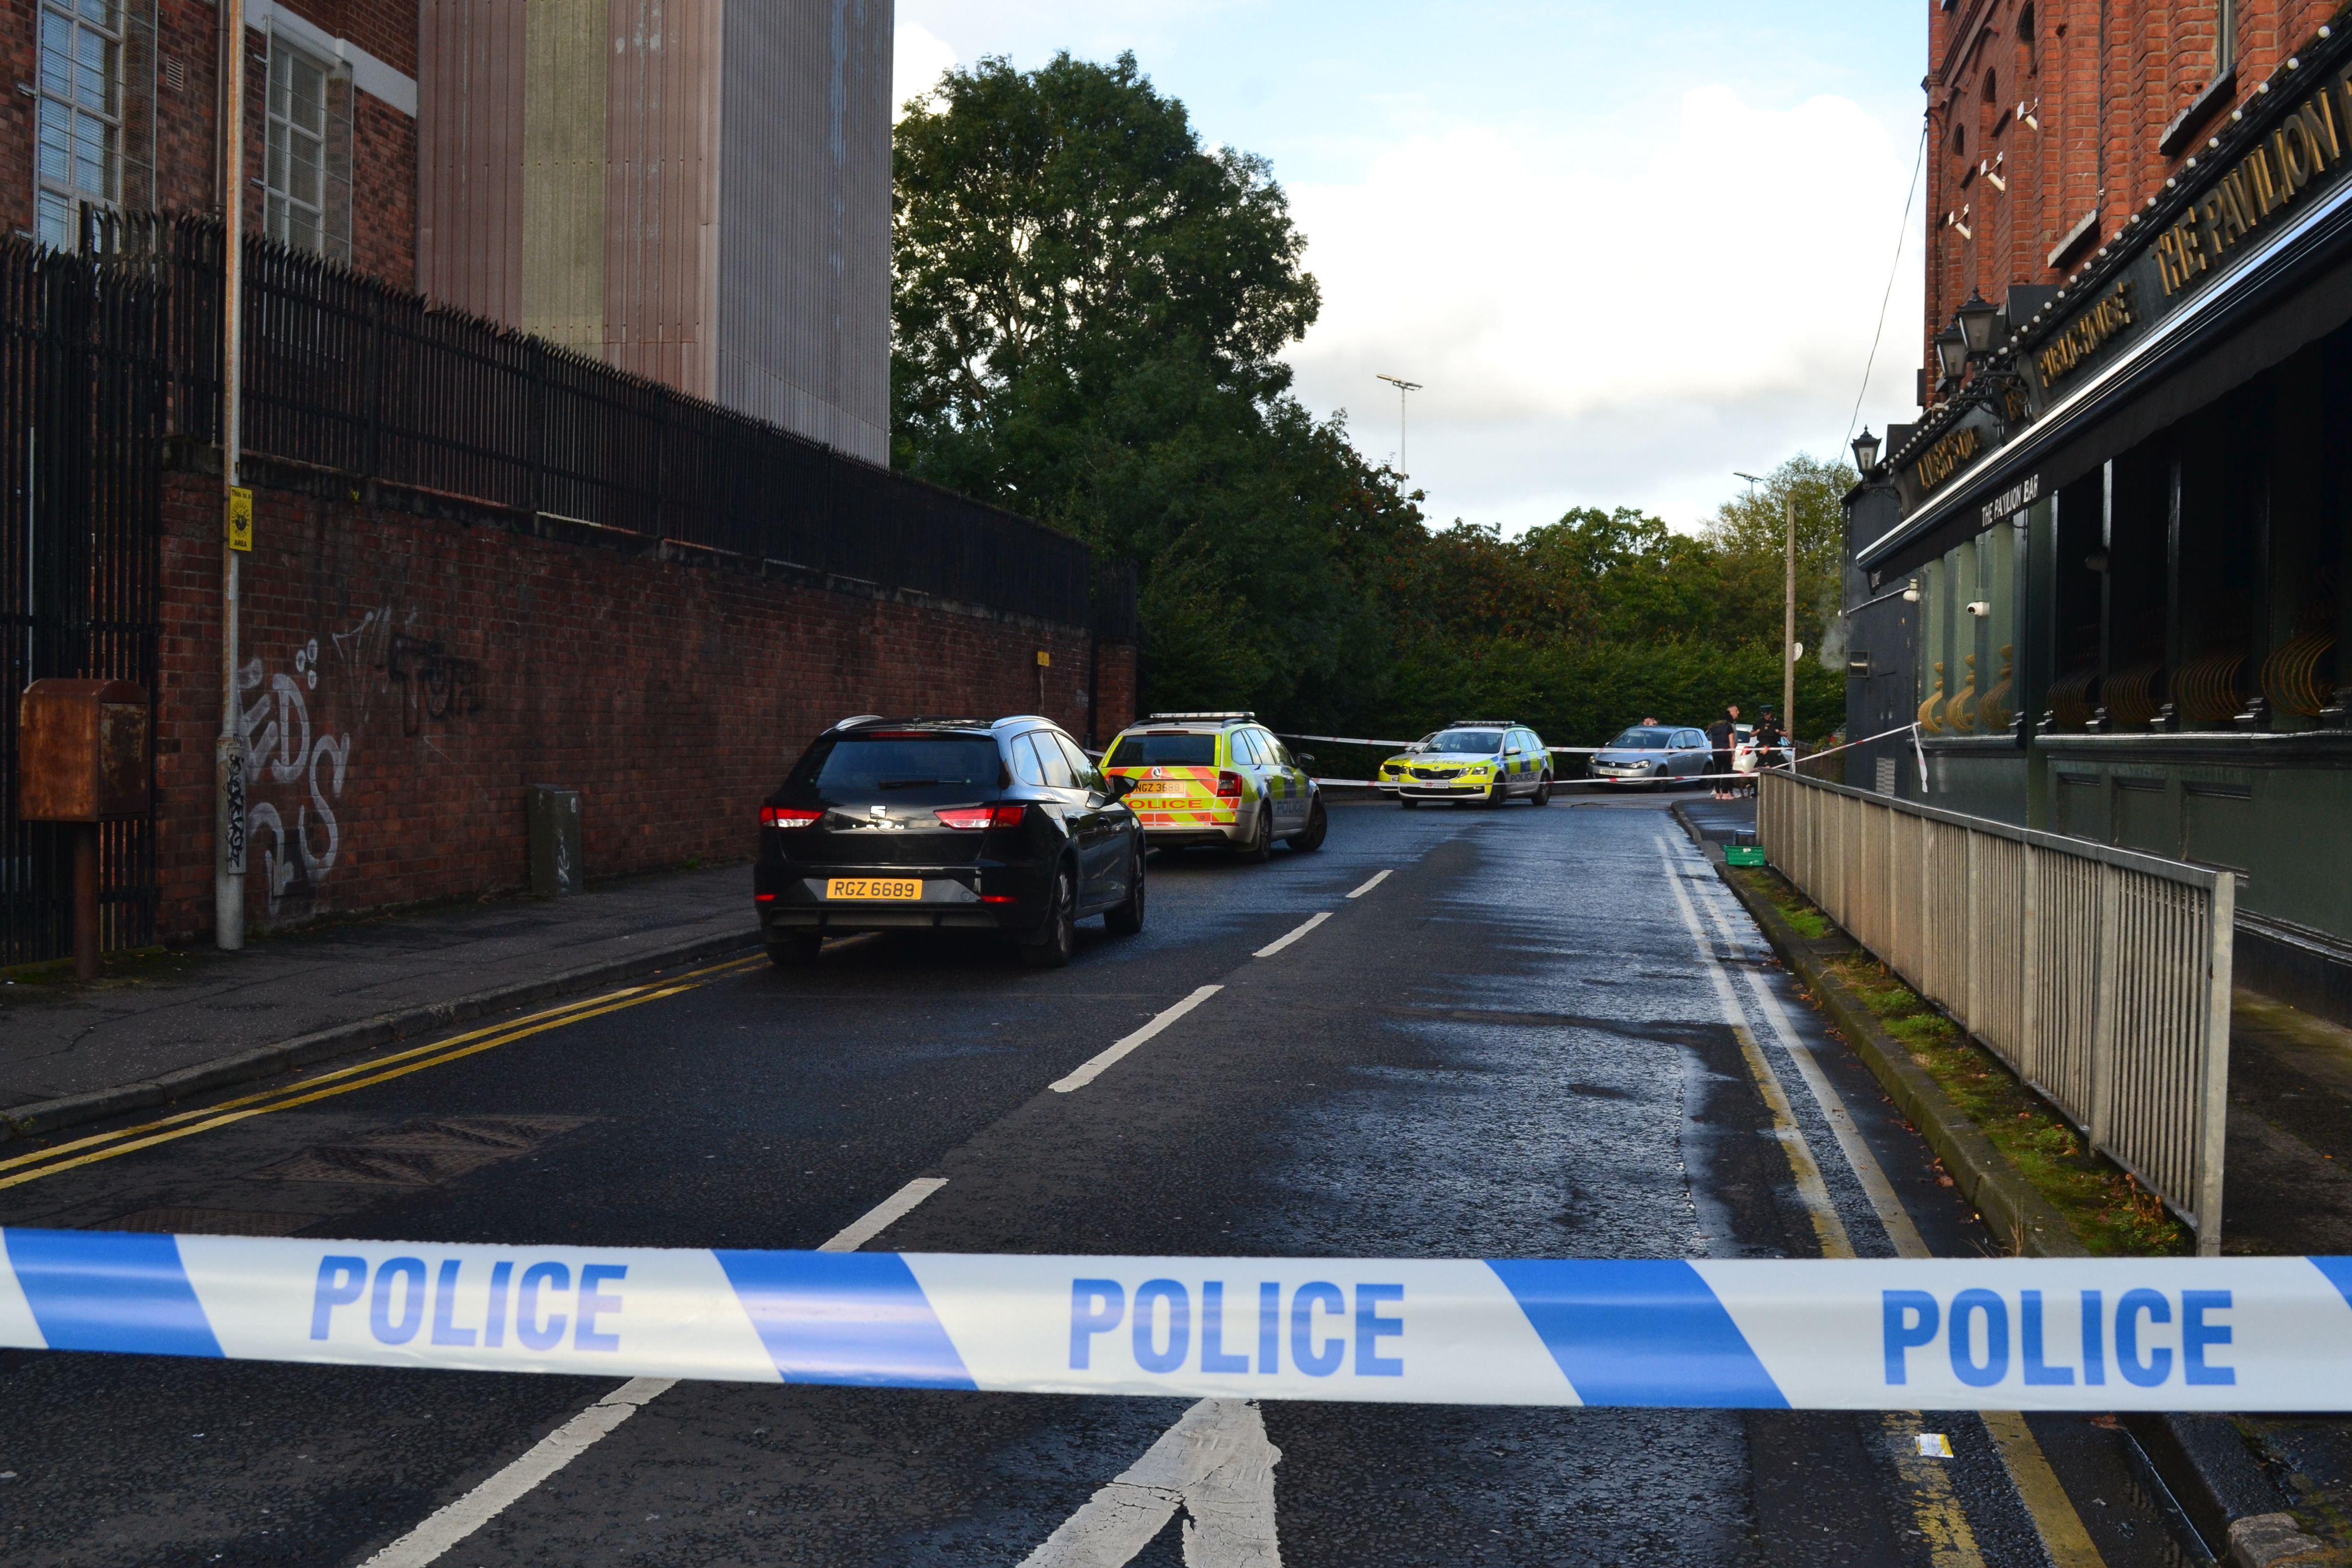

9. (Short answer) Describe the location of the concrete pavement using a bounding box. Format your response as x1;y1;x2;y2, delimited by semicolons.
0;864;759;1127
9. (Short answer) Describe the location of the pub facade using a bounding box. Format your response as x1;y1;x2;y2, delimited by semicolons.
1847;0;2352;1022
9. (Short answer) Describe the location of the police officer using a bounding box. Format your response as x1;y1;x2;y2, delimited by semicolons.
1707;705;1739;799
1754;705;1788;772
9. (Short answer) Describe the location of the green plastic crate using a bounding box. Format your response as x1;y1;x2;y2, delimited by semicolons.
1724;844;1766;868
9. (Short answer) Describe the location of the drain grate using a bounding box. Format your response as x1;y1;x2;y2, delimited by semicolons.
256;1115;591;1187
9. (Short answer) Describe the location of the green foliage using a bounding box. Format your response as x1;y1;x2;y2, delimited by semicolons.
891;52;1858;743
892;52;1419;723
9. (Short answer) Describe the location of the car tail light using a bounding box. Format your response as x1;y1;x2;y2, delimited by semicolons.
762;807;821;829
936;804;1027;830
1216;770;1242;798
981;893;1017;904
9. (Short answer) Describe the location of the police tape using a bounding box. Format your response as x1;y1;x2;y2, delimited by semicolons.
7;1230;2350;1410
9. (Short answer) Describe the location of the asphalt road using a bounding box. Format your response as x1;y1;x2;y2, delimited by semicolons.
0;798;2202;1566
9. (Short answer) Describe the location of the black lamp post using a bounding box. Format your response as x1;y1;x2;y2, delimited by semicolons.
1956;289;2001;358
1933;323;1968;387
1851;427;1882;474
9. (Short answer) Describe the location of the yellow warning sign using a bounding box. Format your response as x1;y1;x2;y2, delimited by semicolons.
226;486;254;553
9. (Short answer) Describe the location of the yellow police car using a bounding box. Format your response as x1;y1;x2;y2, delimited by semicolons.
1386;720;1554;807
1101;713;1327;858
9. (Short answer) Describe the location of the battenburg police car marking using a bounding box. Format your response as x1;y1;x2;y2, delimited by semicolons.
5;1231;2352;1409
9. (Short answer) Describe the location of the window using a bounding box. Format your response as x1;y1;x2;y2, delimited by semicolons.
1025;732;1076;789
2216;0;2237;75
37;0;121;248
1983;68;1997;103
264;32;352;262
1105;733;1215;768
2018;4;2037;74
1051;732;1099;789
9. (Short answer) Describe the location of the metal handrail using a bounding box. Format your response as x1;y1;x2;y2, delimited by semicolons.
1758;771;2234;1254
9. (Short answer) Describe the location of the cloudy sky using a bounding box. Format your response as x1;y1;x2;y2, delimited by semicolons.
894;2;1929;535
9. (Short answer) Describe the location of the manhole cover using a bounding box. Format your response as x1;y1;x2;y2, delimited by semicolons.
256;1115;591;1186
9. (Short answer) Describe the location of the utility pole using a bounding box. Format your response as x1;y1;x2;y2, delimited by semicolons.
1783;492;1797;743
215;0;248;949
1376;374;1422;477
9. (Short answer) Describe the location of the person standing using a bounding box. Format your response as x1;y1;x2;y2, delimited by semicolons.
1707;704;1739;799
1754;705;1788;775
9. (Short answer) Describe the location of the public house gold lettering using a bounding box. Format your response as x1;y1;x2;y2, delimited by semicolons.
2154;68;2349;296
2036;281;2137;387
1915;425;1982;493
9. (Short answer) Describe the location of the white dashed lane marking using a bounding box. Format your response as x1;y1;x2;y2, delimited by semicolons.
1051;985;1226;1093
1346;870;1391;898
1252;912;1330;959
356;1178;953;1566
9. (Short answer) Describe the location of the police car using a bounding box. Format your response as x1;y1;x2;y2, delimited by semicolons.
1391;720;1554;806
1101;713;1327;857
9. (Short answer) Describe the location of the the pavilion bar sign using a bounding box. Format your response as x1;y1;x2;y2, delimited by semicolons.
2151;69;2349;296
2017;43;2352;412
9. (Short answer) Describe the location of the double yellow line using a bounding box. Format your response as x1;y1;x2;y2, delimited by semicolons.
0;953;763;1192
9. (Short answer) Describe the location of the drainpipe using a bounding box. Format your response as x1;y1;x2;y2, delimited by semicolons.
213;0;247;949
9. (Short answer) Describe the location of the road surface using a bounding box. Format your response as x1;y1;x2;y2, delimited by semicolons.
0;799;2196;1565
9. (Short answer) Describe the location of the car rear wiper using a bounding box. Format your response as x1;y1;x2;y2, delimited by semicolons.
876;778;945;789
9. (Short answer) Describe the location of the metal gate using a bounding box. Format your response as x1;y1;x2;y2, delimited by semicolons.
0;229;174;966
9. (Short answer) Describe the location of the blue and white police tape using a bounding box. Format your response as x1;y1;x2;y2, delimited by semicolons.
6;1230;2352;1410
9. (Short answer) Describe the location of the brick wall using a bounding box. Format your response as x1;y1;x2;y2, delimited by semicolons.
0;3;413;289
1923;0;2344;366
156;467;1135;941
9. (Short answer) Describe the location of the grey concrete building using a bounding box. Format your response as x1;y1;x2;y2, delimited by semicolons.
415;0;892;464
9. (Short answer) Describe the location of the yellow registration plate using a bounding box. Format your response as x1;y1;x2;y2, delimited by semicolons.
825;877;922;901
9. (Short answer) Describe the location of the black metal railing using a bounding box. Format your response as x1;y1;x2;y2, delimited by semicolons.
146;222;1099;630
1;227;169;965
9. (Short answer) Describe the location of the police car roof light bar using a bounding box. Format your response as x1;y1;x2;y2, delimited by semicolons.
1143;712;1255;722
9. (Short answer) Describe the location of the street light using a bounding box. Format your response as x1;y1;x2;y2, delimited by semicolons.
1376;374;1423;477
1956;289;2001;357
1933;323;1968;386
1851;427;1881;474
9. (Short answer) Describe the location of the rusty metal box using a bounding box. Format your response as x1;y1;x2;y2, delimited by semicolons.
17;678;150;821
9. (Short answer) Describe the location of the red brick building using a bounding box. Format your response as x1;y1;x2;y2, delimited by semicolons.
0;1;418;283
1925;0;2338;374
1847;1;2352;1022
0;4;1134;959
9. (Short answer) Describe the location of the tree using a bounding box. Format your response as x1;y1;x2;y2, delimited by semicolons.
892;51;1419;721
1701;454;1856;656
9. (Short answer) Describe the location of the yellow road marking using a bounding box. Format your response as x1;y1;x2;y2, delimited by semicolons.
0;955;762;1190
1980;1411;2108;1567
1679;843;2099;1568
1722;1021;1990;1568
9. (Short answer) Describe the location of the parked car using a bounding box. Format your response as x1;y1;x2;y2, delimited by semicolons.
1375;733;1441;794
1589;725;1714;789
755;716;1145;969
1394;721;1553;806
1100;713;1326;857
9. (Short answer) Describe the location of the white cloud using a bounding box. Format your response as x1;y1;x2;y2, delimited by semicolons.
894;22;960;120
1285;85;1923;531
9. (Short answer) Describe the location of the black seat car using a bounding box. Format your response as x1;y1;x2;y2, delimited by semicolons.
755;715;1146;968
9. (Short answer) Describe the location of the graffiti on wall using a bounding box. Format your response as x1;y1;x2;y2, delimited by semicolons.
240;609;485;919
238;638;350;918
389;633;483;735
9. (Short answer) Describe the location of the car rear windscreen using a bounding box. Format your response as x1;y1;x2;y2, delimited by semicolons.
1106;733;1217;768
1608;729;1674;748
791;736;1003;794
